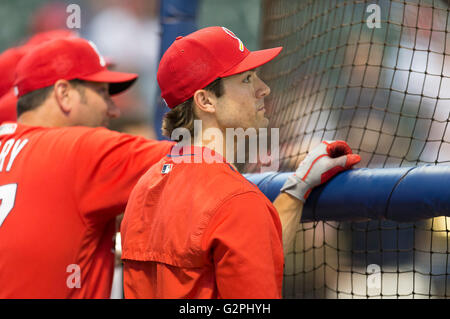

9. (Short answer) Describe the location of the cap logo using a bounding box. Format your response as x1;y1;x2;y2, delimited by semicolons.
222;27;244;52
87;41;106;67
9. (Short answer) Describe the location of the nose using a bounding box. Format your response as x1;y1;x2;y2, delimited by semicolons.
107;100;121;119
255;77;271;98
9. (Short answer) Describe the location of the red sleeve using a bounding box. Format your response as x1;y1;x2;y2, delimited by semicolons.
202;191;284;299
72;128;173;226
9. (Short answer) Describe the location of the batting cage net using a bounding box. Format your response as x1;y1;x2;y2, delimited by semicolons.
257;0;450;298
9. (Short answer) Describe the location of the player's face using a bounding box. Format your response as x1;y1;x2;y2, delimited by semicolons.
73;81;120;127
214;70;270;131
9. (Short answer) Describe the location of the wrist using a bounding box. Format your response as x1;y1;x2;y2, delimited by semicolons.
280;175;311;202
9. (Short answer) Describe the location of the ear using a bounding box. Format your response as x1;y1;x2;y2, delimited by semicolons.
192;89;217;114
53;79;75;114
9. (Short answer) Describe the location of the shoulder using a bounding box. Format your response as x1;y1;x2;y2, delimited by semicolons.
10;124;119;143
46;126;157;154
172;160;259;197
164;159;275;220
56;126;124;141
10;124;165;162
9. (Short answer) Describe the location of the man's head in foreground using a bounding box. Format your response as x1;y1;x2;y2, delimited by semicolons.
158;26;282;141
14;37;138;128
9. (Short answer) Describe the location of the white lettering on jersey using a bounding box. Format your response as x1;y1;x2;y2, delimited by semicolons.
0;123;17;136
7;139;28;172
0;139;29;172
0;140;15;171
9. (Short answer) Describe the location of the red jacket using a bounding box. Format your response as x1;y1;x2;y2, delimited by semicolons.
121;146;284;298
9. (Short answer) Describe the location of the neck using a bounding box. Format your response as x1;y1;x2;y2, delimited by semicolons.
193;126;241;171
17;103;68;128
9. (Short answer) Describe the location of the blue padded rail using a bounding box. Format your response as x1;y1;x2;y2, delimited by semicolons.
245;165;450;222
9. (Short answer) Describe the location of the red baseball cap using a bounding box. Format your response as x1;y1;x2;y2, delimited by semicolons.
0;47;26;98
157;26;282;109
0;30;80;97
14;38;137;98
0;29;80;122
26;29;78;47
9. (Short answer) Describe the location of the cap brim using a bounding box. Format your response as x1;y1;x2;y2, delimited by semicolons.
220;46;282;77
79;69;138;95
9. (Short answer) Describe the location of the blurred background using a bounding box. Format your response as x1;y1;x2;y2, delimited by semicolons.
2;0;450;299
0;0;264;299
0;0;261;138
260;0;450;299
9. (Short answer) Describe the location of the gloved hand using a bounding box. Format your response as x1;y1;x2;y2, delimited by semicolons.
280;140;361;202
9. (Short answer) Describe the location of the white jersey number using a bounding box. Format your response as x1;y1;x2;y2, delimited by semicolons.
0;184;17;227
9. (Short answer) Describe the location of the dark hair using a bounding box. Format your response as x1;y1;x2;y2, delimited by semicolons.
162;78;223;140
17;79;86;116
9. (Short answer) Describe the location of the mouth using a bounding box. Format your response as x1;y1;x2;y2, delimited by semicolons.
257;104;265;112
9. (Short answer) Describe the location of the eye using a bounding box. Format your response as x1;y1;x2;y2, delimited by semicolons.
243;74;252;83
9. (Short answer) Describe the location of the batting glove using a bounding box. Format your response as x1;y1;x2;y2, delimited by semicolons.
280;140;361;202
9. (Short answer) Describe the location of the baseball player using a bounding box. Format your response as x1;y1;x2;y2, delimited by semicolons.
0;37;174;298
120;26;361;298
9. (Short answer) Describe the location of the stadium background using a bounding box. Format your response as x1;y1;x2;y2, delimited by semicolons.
0;0;262;140
1;0;449;298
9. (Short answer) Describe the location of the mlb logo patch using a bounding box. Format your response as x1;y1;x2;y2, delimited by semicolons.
161;164;173;174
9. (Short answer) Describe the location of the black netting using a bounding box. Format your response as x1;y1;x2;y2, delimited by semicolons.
259;0;450;298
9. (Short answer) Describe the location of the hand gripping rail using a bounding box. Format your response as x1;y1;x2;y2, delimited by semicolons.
244;166;450;222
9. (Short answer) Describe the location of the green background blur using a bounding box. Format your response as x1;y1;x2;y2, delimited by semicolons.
0;0;262;52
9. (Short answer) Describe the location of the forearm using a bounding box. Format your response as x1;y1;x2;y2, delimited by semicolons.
273;192;303;255
275;140;360;254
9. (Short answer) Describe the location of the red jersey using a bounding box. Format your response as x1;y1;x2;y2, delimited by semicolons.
0;122;173;298
121;147;284;298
